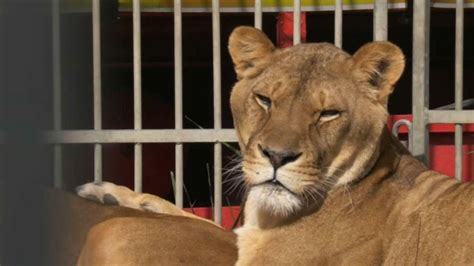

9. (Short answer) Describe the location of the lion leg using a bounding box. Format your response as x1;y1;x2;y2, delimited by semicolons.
76;182;217;226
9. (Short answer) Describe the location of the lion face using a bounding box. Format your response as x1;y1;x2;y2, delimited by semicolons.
228;27;405;224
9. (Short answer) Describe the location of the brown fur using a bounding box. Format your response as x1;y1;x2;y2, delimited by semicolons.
77;26;474;265
21;187;236;265
78;217;236;266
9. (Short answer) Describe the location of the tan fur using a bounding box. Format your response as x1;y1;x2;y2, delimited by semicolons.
14;186;233;265
78;217;237;266
77;26;474;265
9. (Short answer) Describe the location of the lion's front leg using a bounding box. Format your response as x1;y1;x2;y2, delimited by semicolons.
76;182;179;214
76;182;216;225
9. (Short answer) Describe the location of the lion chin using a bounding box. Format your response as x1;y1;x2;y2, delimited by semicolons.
248;184;303;218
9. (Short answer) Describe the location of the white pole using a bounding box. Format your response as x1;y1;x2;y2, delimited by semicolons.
92;0;102;182
293;0;301;45
255;0;262;29
454;0;464;181
133;0;143;192
174;0;184;208
212;0;223;225
335;0;343;48
52;0;62;188
373;0;388;41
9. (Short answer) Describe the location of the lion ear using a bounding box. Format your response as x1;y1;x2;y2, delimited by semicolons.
352;42;405;104
228;26;275;79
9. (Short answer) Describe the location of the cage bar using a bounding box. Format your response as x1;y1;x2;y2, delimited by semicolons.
255;0;262;29
293;0;301;45
428;110;474;124
373;0;388;41
212;0;223;224
411;0;430;165
133;0;143;192
52;0;62;188
92;0;103;182
335;0;343;48
454;0;464;181
44;129;238;144
174;0;184;208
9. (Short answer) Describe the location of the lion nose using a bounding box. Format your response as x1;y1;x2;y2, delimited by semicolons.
258;144;302;169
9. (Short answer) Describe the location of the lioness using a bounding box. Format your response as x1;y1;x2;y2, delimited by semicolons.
77;26;474;265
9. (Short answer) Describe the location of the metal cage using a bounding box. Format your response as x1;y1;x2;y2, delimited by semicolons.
45;0;474;225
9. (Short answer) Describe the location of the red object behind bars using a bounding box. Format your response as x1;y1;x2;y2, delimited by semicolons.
388;115;474;183
277;12;307;48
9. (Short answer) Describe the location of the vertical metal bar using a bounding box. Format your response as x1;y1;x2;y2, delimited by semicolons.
335;0;343;48
373;0;388;41
293;0;301;45
212;0;223;225
52;0;62;188
133;0;143;192
174;0;184;208
92;0;102;182
455;0;464;182
255;0;262;30
412;0;430;165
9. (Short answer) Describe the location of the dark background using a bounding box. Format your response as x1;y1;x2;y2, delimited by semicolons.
2;0;473;264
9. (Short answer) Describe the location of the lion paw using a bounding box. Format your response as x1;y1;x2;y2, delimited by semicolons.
76;182;125;206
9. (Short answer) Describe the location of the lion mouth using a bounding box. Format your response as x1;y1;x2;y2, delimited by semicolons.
253;178;297;196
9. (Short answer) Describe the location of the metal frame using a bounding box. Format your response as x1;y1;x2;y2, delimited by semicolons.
411;0;473;181
47;0;472;226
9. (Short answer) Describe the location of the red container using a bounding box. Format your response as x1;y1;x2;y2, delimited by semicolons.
183;207;241;230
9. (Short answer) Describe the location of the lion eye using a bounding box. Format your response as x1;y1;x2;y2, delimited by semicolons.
255;94;272;109
320;110;341;122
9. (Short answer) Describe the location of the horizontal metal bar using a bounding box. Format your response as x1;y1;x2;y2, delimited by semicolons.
435;98;474;110
65;3;409;14
44;129;239;144
428;110;474;124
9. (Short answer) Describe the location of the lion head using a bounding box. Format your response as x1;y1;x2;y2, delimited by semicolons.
228;27;405;228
